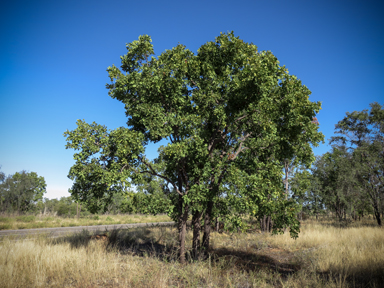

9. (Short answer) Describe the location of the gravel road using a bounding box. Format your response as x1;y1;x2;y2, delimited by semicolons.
0;221;176;239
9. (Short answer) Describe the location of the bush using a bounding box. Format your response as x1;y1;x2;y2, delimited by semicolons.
16;215;35;222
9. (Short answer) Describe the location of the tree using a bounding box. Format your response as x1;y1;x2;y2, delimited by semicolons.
65;32;323;263
0;170;46;213
0;167;5;210
331;102;384;226
310;148;359;221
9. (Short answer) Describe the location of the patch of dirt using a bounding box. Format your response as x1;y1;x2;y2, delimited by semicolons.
89;233;109;242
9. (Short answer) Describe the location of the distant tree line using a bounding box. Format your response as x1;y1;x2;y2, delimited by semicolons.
0;167;169;216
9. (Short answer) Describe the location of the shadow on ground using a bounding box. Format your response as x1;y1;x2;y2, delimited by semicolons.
211;247;300;276
48;225;384;287
51;227;302;279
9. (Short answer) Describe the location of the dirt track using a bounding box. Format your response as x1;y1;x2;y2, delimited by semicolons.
0;221;176;239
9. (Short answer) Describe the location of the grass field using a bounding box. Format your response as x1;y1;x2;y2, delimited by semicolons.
0;214;173;230
1;218;383;287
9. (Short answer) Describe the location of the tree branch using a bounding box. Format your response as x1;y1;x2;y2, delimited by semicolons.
139;156;183;196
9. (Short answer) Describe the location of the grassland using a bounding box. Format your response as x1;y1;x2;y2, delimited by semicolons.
1;218;383;287
0;214;172;230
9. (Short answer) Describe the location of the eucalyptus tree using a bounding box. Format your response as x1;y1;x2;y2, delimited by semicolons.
331;102;384;225
65;32;323;263
310;148;358;220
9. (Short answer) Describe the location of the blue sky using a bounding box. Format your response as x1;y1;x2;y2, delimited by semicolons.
0;0;383;199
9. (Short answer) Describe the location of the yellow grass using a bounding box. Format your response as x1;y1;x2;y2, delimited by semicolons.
263;220;384;286
0;219;383;287
0;214;172;230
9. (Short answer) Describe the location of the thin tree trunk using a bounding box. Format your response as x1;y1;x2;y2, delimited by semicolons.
202;200;213;256
177;194;188;264
284;162;289;200
192;210;202;260
262;215;267;232
373;204;382;226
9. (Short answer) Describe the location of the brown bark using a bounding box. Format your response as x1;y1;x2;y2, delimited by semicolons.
260;215;266;232
202;200;213;256
192;210;202;259
373;204;382;226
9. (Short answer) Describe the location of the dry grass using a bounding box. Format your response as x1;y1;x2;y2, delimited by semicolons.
0;219;383;287
0;214;172;230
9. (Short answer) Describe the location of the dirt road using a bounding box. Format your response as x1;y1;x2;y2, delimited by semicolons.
0;221;176;239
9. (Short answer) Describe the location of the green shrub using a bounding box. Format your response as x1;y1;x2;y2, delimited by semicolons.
43;217;55;221
0;223;12;230
0;217;13;223
16;215;36;222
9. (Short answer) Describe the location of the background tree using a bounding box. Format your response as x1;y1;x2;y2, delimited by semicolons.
310;148;359;221
0;167;5;210
331;102;384;226
0;170;46;213
65;32;323;263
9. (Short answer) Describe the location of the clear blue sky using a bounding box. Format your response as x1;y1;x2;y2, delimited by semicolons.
1;0;383;199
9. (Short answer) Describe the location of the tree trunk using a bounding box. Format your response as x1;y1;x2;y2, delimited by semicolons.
374;211;382;226
284;162;289;200
266;215;271;233
177;194;188;264
192;210;202;260
261;215;266;232
373;204;382;226
202;200;213;257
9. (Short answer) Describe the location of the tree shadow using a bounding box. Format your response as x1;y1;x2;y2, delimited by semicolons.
50;227;304;274
210;247;300;277
49;226;383;287
50;226;180;261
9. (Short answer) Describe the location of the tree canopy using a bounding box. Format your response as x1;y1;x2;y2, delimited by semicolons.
65;32;323;263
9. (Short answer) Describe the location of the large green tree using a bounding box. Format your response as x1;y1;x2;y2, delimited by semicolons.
65;32;323;263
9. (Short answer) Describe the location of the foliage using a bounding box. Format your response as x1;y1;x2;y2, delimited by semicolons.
309;148;359;220
297;103;384;225
64;32;323;262
330;102;384;225
0;170;46;213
